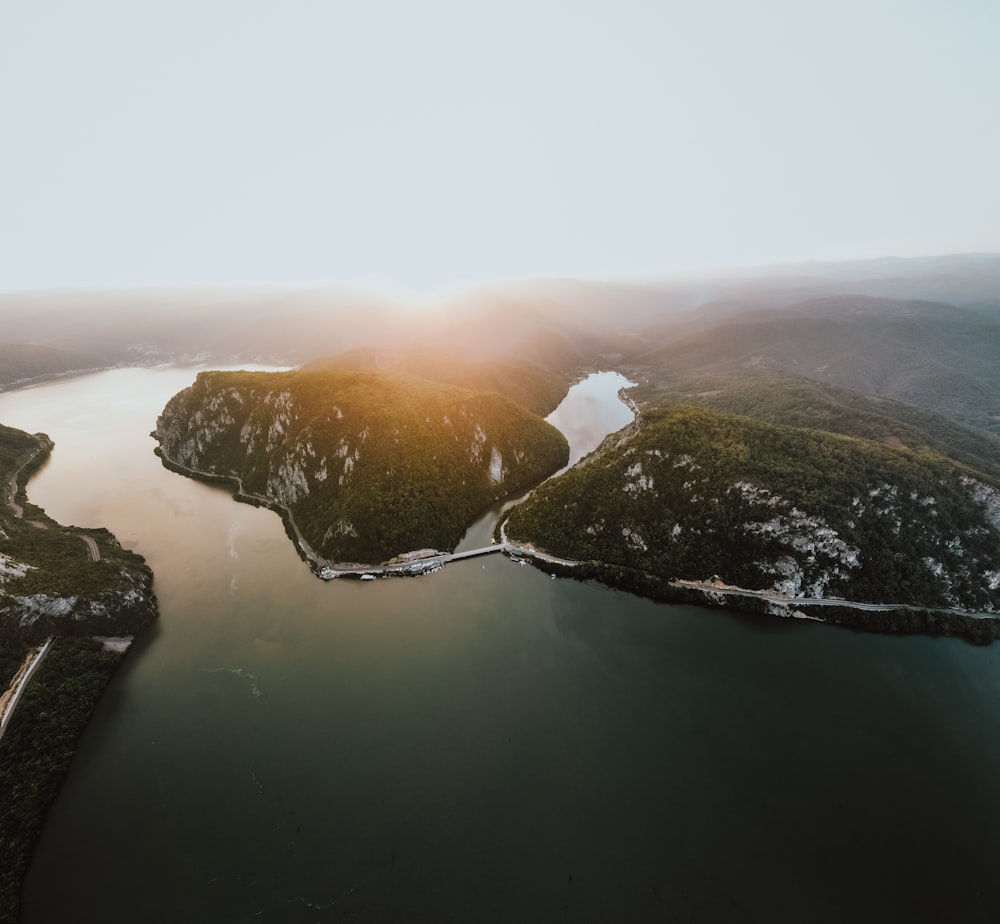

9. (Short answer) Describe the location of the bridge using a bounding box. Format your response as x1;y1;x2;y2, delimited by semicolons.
318;540;576;580
445;543;509;562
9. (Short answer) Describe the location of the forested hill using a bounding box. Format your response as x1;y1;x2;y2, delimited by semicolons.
303;348;571;417
504;405;1000;613
155;368;569;564
627;296;1000;440
0;423;157;643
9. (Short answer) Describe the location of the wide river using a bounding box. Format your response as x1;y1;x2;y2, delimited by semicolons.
2;367;1000;923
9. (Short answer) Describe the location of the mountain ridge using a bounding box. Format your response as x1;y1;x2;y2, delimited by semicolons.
504;404;1000;619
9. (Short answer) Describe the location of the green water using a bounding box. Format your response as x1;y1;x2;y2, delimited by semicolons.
2;369;1000;923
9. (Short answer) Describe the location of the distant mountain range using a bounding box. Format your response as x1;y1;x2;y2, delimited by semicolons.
0;343;104;391
3;252;997;373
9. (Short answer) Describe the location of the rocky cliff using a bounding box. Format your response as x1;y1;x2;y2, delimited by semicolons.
155;367;569;564
505;405;1000;612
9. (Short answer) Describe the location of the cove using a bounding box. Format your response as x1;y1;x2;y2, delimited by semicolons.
2;368;1000;922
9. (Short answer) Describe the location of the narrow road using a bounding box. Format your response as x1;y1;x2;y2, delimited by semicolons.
81;535;100;561
0;638;54;743
670;579;999;620
4;441;45;519
5;467;24;518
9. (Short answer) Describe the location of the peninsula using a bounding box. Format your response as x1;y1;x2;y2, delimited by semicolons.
154;364;569;567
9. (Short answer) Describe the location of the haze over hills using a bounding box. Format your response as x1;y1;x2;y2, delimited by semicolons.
3;252;997;379
4;251;1000;627
0;344;105;391
5;251;1000;918
302;348;572;418
630;295;1000;423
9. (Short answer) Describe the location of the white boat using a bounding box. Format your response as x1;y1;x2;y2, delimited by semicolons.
360;573;376;581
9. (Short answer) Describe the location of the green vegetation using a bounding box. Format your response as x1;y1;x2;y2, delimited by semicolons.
505;404;1000;613
0;425;158;643
627;296;1000;441
0;639;30;692
0;421;44;475
0;638;124;924
156;366;569;563
630;371;1000;484
549;294;1000;631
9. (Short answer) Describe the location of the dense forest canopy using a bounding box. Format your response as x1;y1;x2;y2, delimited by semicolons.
155;366;569;564
504;404;1000;611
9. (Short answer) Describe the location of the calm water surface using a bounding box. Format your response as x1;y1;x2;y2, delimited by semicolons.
2;368;1000;923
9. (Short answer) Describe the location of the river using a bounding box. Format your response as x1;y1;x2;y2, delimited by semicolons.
2;367;1000;923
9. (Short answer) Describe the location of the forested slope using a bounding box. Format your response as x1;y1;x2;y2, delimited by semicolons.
0;423;157;643
155;367;569;564
628;296;1000;440
505;405;1000;612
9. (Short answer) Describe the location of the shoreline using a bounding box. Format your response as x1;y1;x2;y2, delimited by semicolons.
151;367;631;578
152;441;1000;643
521;554;1000;645
153;441;580;579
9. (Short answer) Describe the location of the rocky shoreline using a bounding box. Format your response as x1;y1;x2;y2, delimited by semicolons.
528;557;1000;645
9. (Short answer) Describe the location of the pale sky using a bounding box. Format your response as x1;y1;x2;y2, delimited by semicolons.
2;0;998;295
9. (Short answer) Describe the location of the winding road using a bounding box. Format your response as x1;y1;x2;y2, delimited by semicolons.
5;440;101;562
670;578;999;621
5;469;23;518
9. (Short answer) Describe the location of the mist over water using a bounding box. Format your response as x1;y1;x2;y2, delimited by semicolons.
2;369;1000;922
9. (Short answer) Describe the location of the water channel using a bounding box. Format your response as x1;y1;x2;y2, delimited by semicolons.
2;367;1000;922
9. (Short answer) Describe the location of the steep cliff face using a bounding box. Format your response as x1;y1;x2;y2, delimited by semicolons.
2;566;157;641
505;405;1000;612
155;368;568;564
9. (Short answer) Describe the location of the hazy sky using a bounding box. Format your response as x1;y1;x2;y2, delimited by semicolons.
2;0;998;294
